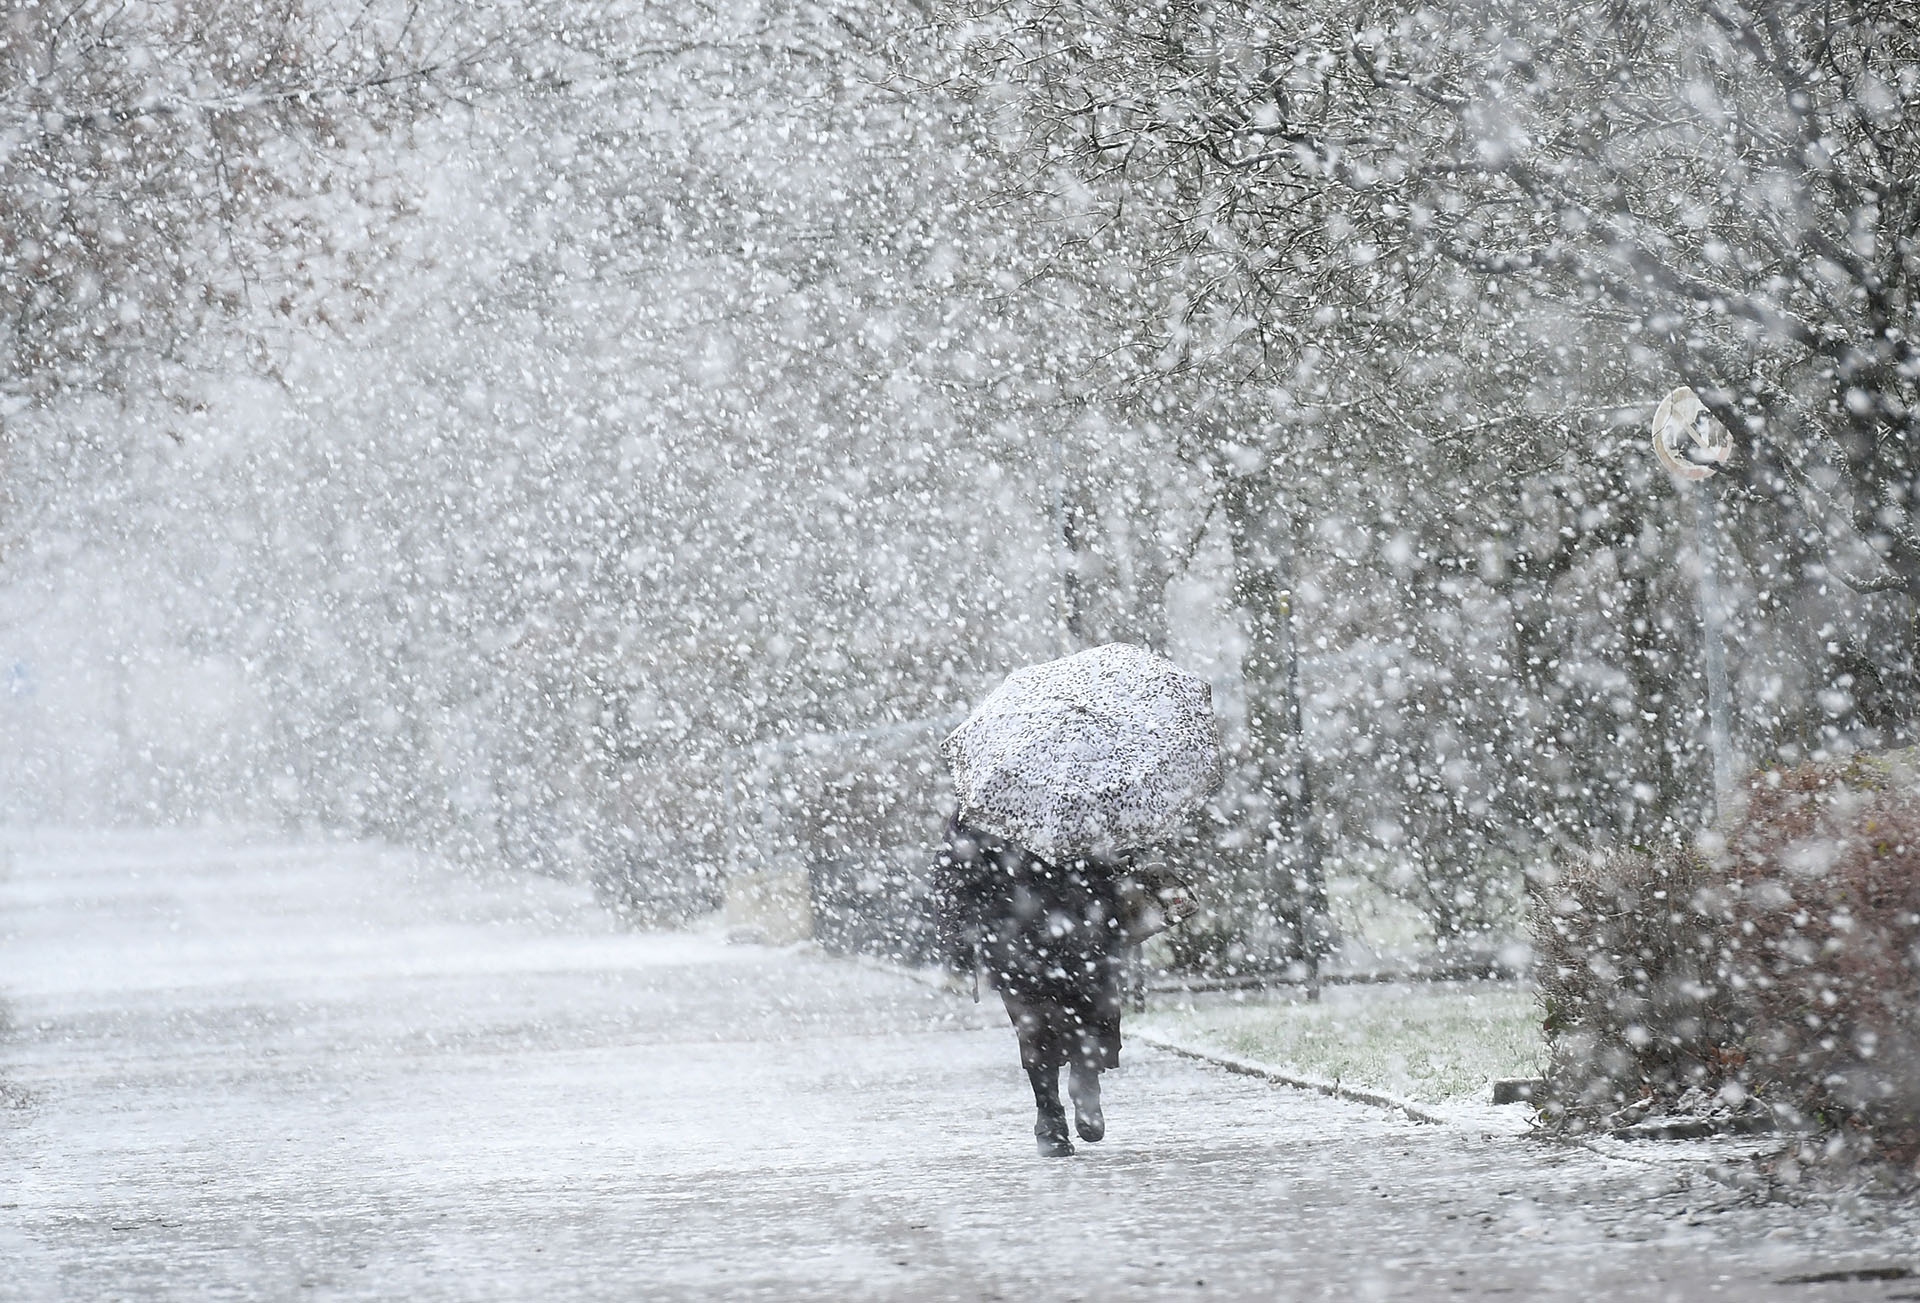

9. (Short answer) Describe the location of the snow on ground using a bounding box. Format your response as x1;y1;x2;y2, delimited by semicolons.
1137;981;1544;1107
2;831;1917;1301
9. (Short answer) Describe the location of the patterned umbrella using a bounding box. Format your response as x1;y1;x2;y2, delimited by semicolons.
940;643;1223;862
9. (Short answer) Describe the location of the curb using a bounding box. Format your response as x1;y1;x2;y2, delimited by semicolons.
1133;1032;1451;1126
843;951;1455;1127
838;951;1823;1198
840;951;1451;1128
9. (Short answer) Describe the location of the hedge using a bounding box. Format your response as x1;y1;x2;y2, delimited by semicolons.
1532;752;1920;1163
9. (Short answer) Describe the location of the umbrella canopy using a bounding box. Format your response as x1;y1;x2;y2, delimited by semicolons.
940;643;1223;863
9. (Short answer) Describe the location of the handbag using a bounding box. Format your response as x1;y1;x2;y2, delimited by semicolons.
1115;861;1199;944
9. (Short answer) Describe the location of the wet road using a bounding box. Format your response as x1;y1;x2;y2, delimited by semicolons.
2;831;1915;1301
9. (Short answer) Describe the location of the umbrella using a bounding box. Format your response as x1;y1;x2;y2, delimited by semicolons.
940;642;1223;863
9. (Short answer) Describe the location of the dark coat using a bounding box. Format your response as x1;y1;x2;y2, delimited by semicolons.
932;816;1130;1072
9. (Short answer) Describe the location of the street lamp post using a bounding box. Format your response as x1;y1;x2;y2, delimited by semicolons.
1692;485;1734;802
1650;385;1735;813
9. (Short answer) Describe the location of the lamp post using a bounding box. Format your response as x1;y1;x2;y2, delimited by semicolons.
1650;386;1735;812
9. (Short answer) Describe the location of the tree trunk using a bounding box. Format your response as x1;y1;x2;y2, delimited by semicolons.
1219;469;1332;978
1060;476;1103;648
1060;472;1177;652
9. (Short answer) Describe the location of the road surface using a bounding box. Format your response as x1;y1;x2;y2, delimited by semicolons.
2;831;1915;1300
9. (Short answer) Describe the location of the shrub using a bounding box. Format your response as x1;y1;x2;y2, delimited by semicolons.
1715;753;1920;1155
1533;752;1920;1162
1532;844;1736;1125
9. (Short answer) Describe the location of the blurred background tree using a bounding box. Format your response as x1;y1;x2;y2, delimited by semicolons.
2;0;1912;973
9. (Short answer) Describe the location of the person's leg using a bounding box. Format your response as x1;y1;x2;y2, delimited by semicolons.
1001;989;1073;1156
1067;1056;1104;1142
1026;1060;1073;1155
1068;953;1124;1142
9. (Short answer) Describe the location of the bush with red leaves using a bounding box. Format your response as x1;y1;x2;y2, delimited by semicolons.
1533;751;1920;1162
1714;753;1920;1155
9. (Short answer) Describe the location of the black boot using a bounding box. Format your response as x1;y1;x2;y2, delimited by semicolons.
1068;1063;1104;1143
1034;1106;1074;1157
1027;1064;1074;1157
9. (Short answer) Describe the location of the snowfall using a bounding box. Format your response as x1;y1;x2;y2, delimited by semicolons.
8;0;1920;1297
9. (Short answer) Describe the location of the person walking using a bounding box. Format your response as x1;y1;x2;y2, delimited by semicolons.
933;815;1130;1157
934;643;1222;1157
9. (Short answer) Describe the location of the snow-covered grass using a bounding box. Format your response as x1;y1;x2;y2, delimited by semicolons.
1137;980;1544;1107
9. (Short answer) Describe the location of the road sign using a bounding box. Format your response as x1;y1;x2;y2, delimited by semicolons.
1650;386;1733;479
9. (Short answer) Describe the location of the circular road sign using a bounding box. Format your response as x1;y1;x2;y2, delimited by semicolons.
1651;386;1733;480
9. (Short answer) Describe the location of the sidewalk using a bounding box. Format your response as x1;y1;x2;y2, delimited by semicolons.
2;830;1915;1301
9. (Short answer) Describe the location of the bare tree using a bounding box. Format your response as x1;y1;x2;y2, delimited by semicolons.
913;0;1919;958
939;0;1919;652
